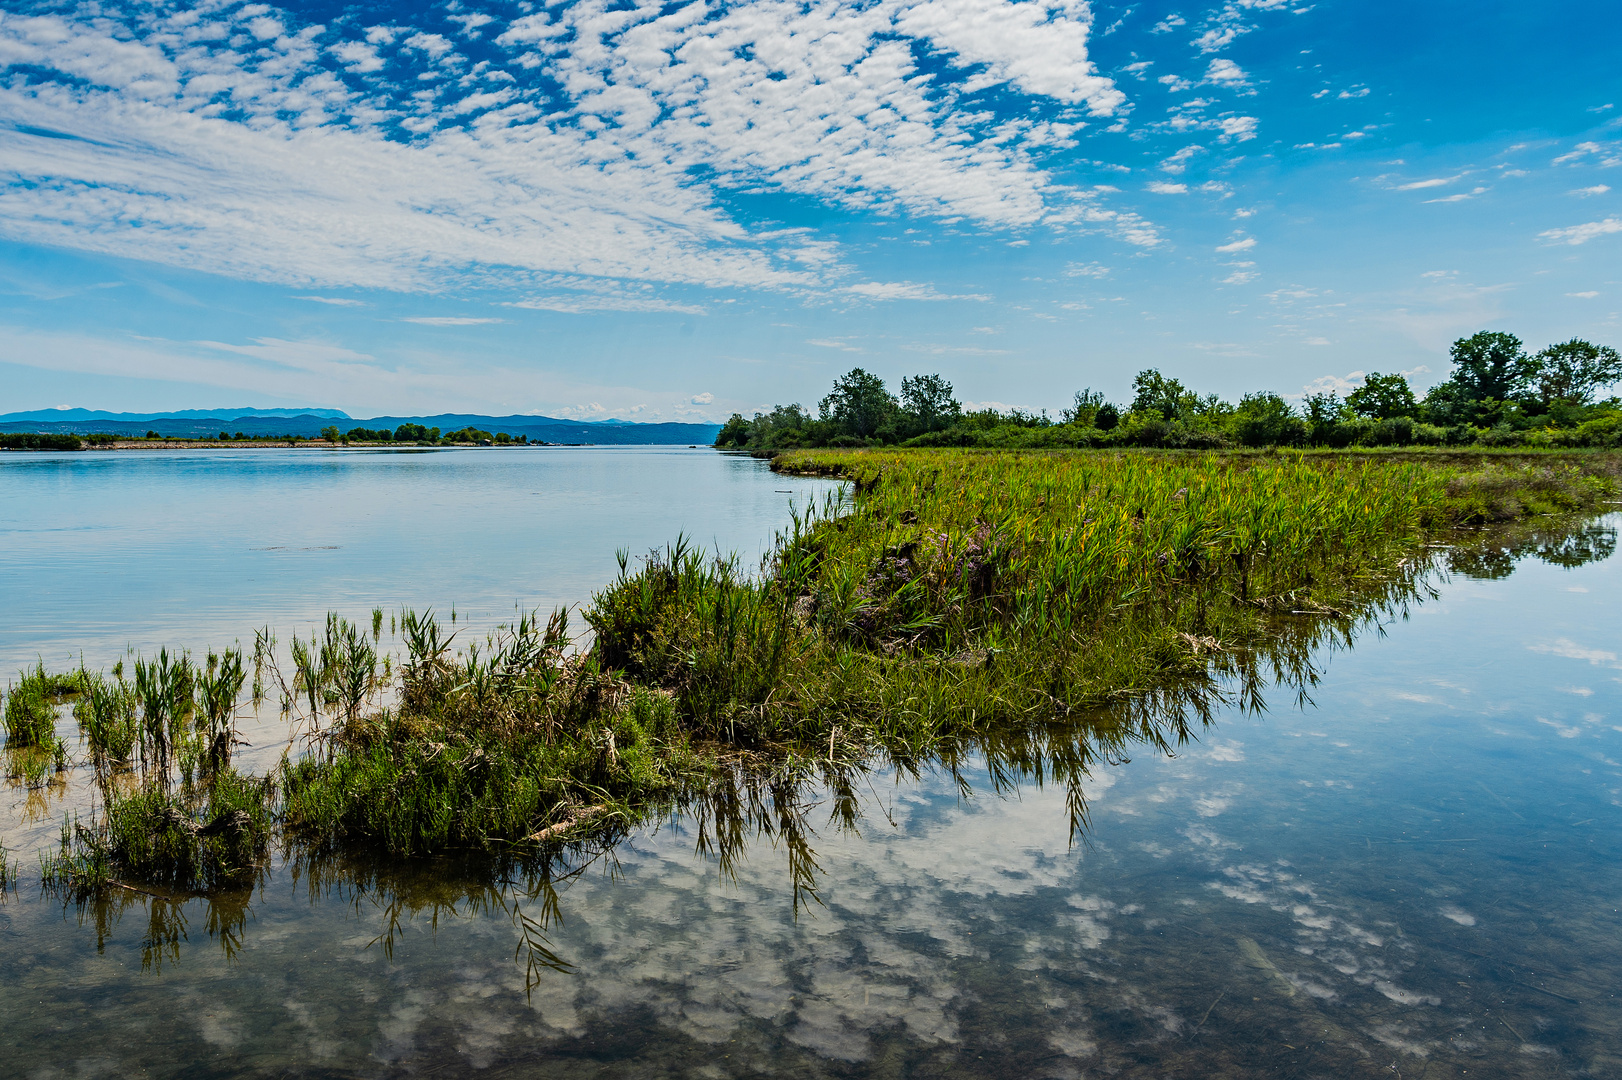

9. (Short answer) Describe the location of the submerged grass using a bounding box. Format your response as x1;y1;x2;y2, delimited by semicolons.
21;448;1622;890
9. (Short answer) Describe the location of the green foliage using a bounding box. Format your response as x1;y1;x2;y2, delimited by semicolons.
1532;339;1622;406
719;329;1620;455
4;662;81;747
898;373;962;436
393;423;438;442
320;424;341;442
1346;372;1418;419
0;432;83;450
819;368;896;439
346;426;395;441
42;771;274;895
74;670;140;764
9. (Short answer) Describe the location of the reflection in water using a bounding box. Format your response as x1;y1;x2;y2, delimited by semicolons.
3;517;1620;1077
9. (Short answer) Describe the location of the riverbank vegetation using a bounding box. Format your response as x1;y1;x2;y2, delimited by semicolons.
717;332;1622;453
9;448;1619;894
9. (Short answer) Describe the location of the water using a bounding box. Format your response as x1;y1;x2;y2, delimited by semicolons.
0;446;841;674
2;455;1620;1078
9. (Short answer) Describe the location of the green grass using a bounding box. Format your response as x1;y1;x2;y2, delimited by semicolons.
28;448;1622;888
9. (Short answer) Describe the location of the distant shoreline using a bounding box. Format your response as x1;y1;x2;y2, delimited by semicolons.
1;439;720;451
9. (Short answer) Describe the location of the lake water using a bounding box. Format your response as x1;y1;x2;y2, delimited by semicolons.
2;451;1620;1078
0;446;841;674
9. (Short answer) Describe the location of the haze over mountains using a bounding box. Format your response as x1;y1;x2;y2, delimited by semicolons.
0;408;721;445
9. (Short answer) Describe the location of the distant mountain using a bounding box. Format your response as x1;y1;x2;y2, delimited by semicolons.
0;409;721;445
0;407;352;423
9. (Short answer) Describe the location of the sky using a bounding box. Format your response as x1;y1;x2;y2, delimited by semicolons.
0;0;1618;422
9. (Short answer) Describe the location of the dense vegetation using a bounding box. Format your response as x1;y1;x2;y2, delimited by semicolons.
716;332;1622;453
0;432;85;450
11;448;1618;893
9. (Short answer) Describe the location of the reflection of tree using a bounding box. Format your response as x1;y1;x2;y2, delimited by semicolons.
1447;519;1617;579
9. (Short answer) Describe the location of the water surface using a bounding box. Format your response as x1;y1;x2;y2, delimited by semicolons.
1;462;1619;1078
0;446;839;673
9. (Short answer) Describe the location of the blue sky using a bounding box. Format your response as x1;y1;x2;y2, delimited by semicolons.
0;0;1618;421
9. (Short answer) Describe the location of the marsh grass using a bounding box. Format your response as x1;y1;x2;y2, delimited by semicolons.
26;449;1622;892
4;661;83;751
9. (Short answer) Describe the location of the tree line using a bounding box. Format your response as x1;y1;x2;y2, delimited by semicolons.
715;332;1622;452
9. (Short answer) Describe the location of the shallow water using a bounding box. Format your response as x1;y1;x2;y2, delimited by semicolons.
2;472;1620;1078
0;446;840;674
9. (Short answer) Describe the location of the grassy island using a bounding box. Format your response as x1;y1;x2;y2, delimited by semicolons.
10;447;1620;896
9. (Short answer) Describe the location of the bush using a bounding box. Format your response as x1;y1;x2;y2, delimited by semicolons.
0;433;83;451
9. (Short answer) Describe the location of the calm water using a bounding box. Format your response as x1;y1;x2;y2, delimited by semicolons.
1;454;1620;1078
0;447;841;674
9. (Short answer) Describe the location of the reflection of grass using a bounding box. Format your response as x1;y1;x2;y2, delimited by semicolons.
29;450;1622;888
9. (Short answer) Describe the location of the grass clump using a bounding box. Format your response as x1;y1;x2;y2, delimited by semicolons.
278;610;696;856
43;771;274;896
4;661;83;748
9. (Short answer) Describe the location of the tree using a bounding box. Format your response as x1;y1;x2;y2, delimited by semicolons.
1531;338;1622;405
714;413;752;448
1061;389;1106;426
1446;331;1534;404
1345;372;1417;419
898;374;961;435
819;368;895;439
1130;369;1189;419
1231;392;1306;447
1303;392;1347;427
320;425;341;442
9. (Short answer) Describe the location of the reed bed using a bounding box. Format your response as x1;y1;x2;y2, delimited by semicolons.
15;449;1619;889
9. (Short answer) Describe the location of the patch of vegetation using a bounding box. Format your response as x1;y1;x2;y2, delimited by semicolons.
716;332;1622;453
27;449;1621;892
0;432;83;450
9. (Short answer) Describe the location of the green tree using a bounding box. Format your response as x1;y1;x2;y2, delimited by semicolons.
898;374;961;435
320;425;341;442
1531;339;1622;405
1231;392;1306;447
1446;331;1534;403
714;413;751;448
1061;388;1107;426
1130;369;1189;418
1345;372;1418;419
820;368;895;439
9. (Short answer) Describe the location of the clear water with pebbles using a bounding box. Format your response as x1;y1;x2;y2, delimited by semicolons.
1;452;1620;1078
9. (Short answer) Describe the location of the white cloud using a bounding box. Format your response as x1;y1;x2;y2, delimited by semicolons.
1539;218;1622;245
402;316;504;325
1568;291;1600;298
1214;236;1256;253
0;0;1136;302
1160;144;1205;174
902;343;1010;355
807;338;864;352
292;295;367;306
844;282;988;301
689;392;714;404
1204;58;1247;86
1528;638;1619;666
1151;15;1187;33
1571;185;1612;197
1146;181;1188;194
1394;176;1460;191
1064;261;1110;277
1159;73;1193;92
1424;186;1487;203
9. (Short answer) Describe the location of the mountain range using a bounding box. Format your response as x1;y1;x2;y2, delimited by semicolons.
0;408;721;445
